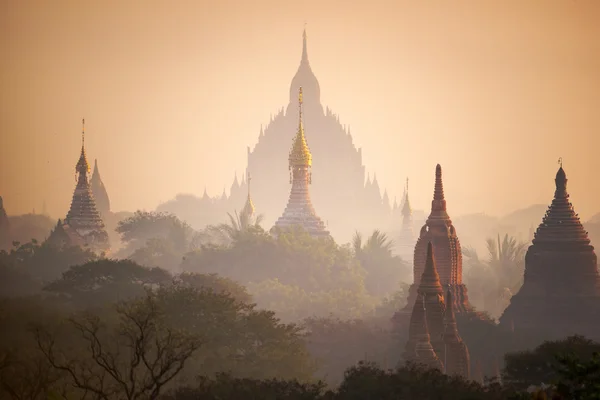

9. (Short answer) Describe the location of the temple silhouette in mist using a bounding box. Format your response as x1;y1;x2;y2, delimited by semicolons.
158;29;420;248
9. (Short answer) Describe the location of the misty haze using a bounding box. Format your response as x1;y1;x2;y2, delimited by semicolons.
1;1;600;399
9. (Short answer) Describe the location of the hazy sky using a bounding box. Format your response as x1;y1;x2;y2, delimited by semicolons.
1;0;599;221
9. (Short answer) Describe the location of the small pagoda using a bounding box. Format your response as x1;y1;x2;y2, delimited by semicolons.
241;171;256;219
405;164;472;314
48;119;109;253
271;87;329;238
500;161;600;339
90;159;111;217
397;177;415;263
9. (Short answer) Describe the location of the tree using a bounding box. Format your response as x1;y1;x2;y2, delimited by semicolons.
503;336;600;392
163;373;329;400
352;230;410;297
176;272;252;303
44;259;173;308
34;290;202;400
463;233;527;319
206;210;266;246
116;211;194;258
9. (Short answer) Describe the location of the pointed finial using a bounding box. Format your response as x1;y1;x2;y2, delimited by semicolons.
301;25;308;63
406;177;409;192
81;118;85;147
558;157;563;168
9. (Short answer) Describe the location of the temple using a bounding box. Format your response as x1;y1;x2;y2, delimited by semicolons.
396;178;415;263
404;243;470;377
500;163;600;339
272;87;329;238
90;159;111;216
405;165;473;314
47;120;109;253
237;29;393;242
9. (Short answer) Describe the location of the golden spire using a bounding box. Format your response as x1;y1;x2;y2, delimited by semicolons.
288;87;312;168
242;171;255;217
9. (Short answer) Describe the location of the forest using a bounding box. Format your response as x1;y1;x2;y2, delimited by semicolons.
0;210;599;399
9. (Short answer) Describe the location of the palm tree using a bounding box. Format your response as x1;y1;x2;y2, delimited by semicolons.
207;210;265;246
353;230;394;259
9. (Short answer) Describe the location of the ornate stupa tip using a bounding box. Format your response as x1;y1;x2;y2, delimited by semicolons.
555;158;567;194
434;164;444;200
288;87;312;168
402;177;412;216
76;118;90;175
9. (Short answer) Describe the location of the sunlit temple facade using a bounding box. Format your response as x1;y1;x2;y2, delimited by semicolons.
47;120;110;253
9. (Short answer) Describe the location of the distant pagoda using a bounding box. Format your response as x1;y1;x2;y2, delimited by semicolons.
48;119;109;253
500;162;600;339
397;177;415;263
241;171;256;218
90;159;111;216
271;87;329;238
405;165;473;314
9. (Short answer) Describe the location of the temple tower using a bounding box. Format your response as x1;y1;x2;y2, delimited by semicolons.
500;163;600;339
404;293;444;371
90;159;110;216
272;87;329;238
397;177;415;263
241;171;256;218
51;119;109;253
442;288;471;379
405;165;472;313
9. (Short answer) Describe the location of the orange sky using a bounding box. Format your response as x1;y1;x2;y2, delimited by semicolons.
1;0;599;221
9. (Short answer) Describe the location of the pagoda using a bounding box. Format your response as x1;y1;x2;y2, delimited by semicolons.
48;120;109;253
271;87;329;238
500;162;600;339
90;159;111;216
396;177;415;263
405;164;472;314
241;172;256;219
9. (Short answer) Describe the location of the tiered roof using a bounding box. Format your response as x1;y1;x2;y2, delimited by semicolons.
532;166;591;249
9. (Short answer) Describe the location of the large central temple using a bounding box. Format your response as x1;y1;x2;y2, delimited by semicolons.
239;30;394;242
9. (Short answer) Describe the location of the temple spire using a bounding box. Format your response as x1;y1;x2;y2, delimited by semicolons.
288;87;312;170
242;171;256;217
402;177;412;217
76;118;90;177
302;25;308;64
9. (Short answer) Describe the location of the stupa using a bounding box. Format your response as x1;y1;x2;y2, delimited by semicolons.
500;162;600;339
272;88;329;238
241;172;256;219
90;159;110;216
48;120;109;253
405;164;472;314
